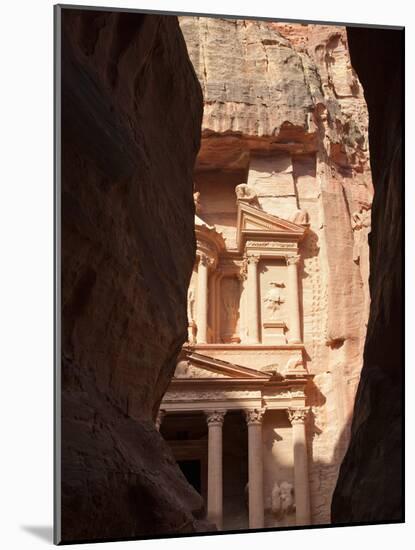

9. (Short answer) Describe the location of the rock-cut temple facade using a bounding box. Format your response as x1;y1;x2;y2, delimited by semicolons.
157;18;373;531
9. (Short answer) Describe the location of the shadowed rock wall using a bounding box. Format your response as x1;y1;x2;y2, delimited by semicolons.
331;26;404;524
60;9;204;542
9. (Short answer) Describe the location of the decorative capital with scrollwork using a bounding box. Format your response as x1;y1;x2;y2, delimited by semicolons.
244;407;266;425
246;253;260;265
287;406;309;425
205;410;226;426
286;254;301;266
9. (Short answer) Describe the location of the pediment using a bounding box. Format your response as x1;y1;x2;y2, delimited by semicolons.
174;351;270;380
236;203;305;249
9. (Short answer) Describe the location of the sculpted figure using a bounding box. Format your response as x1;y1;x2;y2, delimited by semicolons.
351;202;371;263
235;183;257;203
187;287;196;322
193;191;201;213
289;208;310;226
264;281;285;320
280;481;295;515
271;483;281;516
271;481;295;518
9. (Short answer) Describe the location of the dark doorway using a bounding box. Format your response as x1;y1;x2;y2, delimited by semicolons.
177;460;202;494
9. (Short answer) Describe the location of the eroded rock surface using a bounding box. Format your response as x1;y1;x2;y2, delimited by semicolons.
331;27;403;524
60;9;204;541
180;17;373;524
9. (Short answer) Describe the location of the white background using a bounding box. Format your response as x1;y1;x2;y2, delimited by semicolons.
0;0;412;548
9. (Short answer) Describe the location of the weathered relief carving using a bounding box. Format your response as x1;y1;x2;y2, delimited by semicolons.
187;287;196;322
235;183;257;203
155;409;166;431
264;281;285;320
271;481;295;518
193;190;201;213
164;390;260;401
351;202;371;263
284;356;307;375
246;240;297;249
220;277;241;343
288;208;310;226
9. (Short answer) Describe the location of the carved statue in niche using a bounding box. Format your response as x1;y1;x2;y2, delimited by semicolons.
235;183;257;204
187;287;197;343
288;208;310;226
264;281;285;320
187;286;195;322
220;277;241;343
351;201;371;263
271;481;295;518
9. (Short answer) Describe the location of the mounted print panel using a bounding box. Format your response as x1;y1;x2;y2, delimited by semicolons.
55;4;404;545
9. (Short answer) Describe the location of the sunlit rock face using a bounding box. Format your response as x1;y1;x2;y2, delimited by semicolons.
332;27;403;524
179;17;373;525
60;9;205;541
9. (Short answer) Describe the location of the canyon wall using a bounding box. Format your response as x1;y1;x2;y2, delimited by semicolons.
179;17;373;524
331;27;403;524
60;9;205;542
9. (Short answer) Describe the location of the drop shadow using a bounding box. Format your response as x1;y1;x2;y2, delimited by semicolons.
21;525;53;543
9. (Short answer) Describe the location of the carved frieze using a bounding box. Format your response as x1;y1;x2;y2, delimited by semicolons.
164;390;260;401
246;240;297;249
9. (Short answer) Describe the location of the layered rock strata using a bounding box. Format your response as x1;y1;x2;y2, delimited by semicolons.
60;9;204;541
179;17;373;524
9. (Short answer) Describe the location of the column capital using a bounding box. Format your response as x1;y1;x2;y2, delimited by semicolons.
246;252;260;265
155;409;166;431
287;406;309;425
244;407;266;425
205;409;226;426
198;252;210;267
286;254;301;266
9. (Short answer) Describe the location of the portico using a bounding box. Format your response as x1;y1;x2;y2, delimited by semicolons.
159;350;311;530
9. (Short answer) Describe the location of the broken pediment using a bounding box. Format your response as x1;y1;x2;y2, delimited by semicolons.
174;352;270;380
236;202;306;250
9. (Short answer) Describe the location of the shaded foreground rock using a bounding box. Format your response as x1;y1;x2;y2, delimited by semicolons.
331;27;403;523
60;8;204;542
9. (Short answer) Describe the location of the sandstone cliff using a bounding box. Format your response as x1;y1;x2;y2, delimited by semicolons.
331;26;403;524
60;9;204;542
180;17;373;524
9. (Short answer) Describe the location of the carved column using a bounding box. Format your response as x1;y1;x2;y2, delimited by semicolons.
155;409;165;431
288;407;311;526
205;410;226;529
245;408;266;529
246;253;260;344
196;254;209;343
286;254;301;344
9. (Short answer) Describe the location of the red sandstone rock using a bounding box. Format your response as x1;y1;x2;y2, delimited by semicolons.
179;17;373;525
59;8;204;542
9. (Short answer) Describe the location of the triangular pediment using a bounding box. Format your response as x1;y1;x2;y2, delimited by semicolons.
237;203;306;250
174;351;270;380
